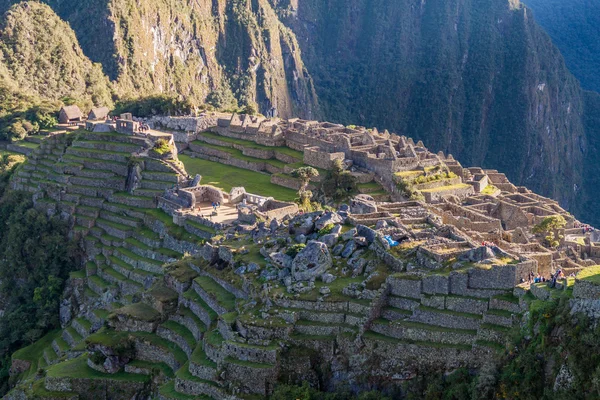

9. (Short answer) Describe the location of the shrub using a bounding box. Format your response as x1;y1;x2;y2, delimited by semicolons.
153;139;170;155
286;244;306;258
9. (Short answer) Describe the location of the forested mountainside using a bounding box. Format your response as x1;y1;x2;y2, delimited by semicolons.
0;2;112;110
273;0;589;223
0;0;320;120
0;0;598;225
524;0;600;93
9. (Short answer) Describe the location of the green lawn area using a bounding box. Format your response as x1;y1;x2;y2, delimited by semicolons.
13;141;39;149
0;149;21;156
11;329;61;378
46;354;150;382
195;276;236;310
179;154;297;201
577;265;600;285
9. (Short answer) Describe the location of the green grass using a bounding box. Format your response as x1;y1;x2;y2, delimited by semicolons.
127;360;175;378
486;308;515;318
69;270;86;279
161;321;196;349
13;141;40;149
112;303;161;322
480;323;511;333
191;345;217;368
183;290;218;321
186;219;217;234
577;265;600;285
47;354;150;381
179;155;297;201
89;275;110;290
194;276;236;310
475;339;505;351
11;329;61;378
159;381;204;399
204;330;225;347
492;292;520;304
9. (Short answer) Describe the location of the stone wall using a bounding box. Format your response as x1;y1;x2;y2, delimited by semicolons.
573;280;600;299
303;147;344;170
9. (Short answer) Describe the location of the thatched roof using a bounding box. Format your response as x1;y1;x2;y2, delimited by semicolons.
88;106;110;120
60;105;82;120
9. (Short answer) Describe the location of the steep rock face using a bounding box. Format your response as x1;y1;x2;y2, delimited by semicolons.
274;0;586;216
7;0;320;119
524;0;600;93
0;2;113;109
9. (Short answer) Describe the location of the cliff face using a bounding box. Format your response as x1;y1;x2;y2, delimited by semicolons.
10;0;320;119
524;0;600;93
273;0;587;217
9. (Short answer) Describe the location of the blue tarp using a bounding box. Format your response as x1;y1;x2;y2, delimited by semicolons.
383;235;399;247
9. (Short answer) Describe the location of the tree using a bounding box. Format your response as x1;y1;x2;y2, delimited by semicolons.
532;215;567;248
291;167;319;208
321;159;357;202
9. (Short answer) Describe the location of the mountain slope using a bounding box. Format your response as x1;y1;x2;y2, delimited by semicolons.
0;2;113;110
274;0;587;218
0;0;320;119
524;0;600;93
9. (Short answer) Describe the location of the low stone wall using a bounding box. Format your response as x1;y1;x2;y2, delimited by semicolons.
445;296;489;315
422;185;474;203
573;280;600;299
175;376;227;399
44;376;148;399
222;341;277;364
133;338;181;371
224;361;278;395
387;276;422;299
270;174;315;191
371;322;475;345
273;298;348;312
410;308;481;331
421;275;450;295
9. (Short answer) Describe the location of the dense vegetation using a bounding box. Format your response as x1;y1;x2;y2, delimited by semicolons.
524;0;600;93
0;2;112;110
0;158;80;393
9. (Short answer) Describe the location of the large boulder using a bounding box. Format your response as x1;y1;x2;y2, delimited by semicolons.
292;241;333;281
314;212;344;231
270;252;293;269
289;211;323;236
350;195;377;214
459;246;495;263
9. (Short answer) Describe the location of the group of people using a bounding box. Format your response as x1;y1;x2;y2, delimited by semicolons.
575;222;595;234
212;201;221;211
137;124;150;133
526;269;574;287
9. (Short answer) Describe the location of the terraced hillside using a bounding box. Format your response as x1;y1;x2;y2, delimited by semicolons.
11;130;215;309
